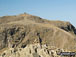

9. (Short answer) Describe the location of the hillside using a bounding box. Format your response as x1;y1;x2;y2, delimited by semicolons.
0;13;76;57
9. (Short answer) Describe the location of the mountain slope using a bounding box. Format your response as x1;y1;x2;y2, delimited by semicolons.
0;13;76;57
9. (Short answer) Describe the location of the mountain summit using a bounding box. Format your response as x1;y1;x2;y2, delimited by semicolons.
0;13;76;57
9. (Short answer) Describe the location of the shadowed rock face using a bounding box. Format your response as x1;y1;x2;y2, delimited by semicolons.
0;13;76;57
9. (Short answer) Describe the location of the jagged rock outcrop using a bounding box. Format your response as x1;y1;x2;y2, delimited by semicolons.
0;44;65;57
0;13;76;57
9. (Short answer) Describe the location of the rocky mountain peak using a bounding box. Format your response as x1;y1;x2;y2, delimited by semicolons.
0;13;76;57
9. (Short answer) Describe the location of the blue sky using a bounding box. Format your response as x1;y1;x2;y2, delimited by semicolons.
0;0;76;26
